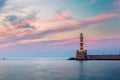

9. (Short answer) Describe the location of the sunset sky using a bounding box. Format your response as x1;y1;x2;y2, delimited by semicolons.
0;0;120;58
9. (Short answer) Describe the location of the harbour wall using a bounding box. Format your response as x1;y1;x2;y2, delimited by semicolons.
87;55;120;60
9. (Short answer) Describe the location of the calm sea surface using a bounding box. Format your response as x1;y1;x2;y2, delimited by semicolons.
0;60;120;80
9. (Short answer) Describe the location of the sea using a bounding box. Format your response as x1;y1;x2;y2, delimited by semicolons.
0;59;120;80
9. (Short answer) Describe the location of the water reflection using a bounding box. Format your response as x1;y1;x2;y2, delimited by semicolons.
0;60;119;80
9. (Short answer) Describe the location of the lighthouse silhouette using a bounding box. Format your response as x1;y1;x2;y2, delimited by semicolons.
76;33;87;59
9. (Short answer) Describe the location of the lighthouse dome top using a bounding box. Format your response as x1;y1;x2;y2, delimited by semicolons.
80;33;83;36
80;33;83;39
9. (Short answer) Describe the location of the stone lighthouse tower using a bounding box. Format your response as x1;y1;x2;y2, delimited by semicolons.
80;33;84;50
75;33;87;59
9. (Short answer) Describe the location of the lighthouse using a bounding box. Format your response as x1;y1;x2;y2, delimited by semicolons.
68;33;120;60
75;33;87;59
80;33;84;50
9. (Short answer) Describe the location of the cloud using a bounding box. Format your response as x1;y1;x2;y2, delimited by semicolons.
37;13;119;36
0;33;119;50
91;0;96;4
77;0;97;8
81;13;119;24
4;13;36;29
56;11;72;20
0;0;7;8
13;18;35;29
46;35;120;50
87;37;120;49
0;14;37;45
36;11;71;25
18;24;35;29
0;42;16;48
0;9;119;48
114;0;120;6
50;38;79;46
0;12;37;43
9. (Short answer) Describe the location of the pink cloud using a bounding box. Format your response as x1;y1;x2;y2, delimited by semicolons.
41;13;120;35
13;18;35;29
39;11;70;25
15;13;120;43
114;1;120;6
0;42;17;48
0;11;119;48
3;12;119;41
49;35;120;48
81;13;119;24
56;11;70;20
51;38;79;46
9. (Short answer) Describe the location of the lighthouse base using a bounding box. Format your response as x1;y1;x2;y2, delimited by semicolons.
75;49;87;59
